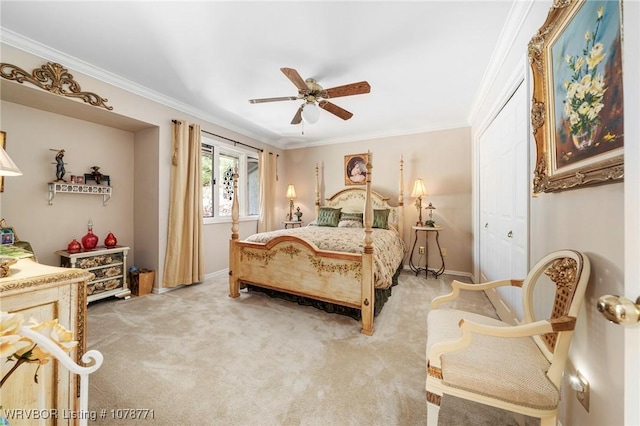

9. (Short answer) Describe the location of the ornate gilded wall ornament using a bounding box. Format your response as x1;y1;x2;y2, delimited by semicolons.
0;62;113;110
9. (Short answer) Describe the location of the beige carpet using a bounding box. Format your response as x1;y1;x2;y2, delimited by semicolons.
86;271;499;425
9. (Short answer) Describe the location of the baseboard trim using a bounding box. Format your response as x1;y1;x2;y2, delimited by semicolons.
154;269;229;294
402;265;472;279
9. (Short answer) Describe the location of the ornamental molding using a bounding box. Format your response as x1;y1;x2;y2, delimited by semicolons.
0;61;113;110
308;256;361;280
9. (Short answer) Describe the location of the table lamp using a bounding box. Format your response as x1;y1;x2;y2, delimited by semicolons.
286;184;297;220
411;179;427;226
0;146;22;176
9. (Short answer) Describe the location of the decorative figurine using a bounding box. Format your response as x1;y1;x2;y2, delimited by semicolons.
91;166;103;184
294;207;303;222
84;166;111;186
51;149;67;182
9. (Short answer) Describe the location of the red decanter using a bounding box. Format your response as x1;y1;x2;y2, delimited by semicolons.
81;219;98;250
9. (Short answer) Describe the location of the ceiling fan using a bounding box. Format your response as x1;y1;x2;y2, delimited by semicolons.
249;67;371;125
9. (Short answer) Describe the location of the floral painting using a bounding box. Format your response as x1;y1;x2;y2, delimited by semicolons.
551;1;623;170
344;153;368;186
529;0;623;193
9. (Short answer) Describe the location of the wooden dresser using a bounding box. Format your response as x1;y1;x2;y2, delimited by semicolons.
0;258;90;425
56;245;131;303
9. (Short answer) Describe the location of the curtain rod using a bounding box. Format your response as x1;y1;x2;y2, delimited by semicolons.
172;119;263;152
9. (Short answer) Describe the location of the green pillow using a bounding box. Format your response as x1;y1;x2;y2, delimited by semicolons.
339;212;363;223
372;209;390;229
317;207;342;227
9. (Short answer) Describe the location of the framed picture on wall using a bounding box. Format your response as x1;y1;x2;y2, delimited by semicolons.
344;153;368;186
529;0;623;193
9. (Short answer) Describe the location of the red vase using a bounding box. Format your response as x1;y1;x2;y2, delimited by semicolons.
67;239;81;253
82;227;98;250
104;232;117;247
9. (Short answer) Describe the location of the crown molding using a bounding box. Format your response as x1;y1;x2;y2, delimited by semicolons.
0;28;283;148
467;0;535;126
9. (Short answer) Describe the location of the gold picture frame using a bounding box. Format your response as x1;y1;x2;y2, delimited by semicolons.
344;153;368;186
0;131;6;193
528;0;624;193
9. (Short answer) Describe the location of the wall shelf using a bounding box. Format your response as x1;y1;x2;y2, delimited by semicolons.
48;182;112;206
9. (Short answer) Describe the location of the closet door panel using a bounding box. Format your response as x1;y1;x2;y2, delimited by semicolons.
478;80;528;319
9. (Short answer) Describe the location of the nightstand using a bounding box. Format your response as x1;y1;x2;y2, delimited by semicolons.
283;221;303;229
409;225;445;278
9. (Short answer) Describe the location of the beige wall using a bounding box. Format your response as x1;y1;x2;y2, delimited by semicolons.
470;1;635;425
1;101;136;267
0;44;280;287
285;127;473;274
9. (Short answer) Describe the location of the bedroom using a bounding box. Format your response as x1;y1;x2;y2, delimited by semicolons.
0;1;637;425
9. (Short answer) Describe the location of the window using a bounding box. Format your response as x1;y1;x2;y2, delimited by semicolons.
202;138;259;221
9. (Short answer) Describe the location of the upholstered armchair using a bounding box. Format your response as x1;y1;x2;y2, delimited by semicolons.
426;250;591;426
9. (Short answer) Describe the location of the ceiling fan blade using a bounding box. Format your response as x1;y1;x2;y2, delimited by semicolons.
324;81;371;99
318;100;353;120
249;96;298;104
291;105;303;125
280;68;309;92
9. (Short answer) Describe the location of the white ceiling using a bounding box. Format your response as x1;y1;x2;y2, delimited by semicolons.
0;1;516;149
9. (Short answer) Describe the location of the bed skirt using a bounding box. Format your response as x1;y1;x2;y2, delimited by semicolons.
246;263;403;320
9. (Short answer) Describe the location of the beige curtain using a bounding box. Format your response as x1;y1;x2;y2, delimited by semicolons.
163;120;204;287
257;151;278;232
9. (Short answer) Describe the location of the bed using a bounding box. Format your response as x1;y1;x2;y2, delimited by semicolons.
228;153;406;335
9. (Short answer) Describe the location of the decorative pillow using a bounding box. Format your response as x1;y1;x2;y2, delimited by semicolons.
372;209;390;229
340;212;364;223
316;207;342;227
338;220;364;228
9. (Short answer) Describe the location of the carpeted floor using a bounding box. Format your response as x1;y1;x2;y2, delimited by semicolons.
86;270;503;425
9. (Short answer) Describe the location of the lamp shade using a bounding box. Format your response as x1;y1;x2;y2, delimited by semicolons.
286;184;297;199
411;179;427;198
0;147;22;176
301;102;320;124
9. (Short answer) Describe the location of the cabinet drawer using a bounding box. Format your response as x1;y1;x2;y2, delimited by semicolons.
88;278;122;296
91;265;123;280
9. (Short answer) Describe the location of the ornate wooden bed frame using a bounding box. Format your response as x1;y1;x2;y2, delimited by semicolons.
228;153;405;335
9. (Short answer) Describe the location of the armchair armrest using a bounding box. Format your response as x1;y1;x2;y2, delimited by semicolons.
431;279;522;308
427;315;576;369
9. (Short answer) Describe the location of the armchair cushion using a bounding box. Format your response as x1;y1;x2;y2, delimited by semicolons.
427;309;558;410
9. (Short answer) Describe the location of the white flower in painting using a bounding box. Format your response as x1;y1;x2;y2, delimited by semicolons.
587;43;605;69
563;7;607;137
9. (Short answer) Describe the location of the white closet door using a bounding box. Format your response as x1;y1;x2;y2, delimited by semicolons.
478;80;529;320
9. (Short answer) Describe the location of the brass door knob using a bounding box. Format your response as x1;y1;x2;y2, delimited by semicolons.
597;295;640;325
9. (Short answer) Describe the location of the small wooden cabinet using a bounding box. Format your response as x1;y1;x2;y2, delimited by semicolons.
56;245;131;303
0;258;90;425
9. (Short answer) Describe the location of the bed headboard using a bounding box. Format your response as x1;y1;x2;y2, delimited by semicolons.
311;155;405;237
324;188;400;230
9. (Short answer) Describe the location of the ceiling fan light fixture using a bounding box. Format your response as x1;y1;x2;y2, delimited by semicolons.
301;102;320;124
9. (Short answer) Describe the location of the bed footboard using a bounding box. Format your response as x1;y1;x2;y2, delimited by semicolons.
229;151;380;335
